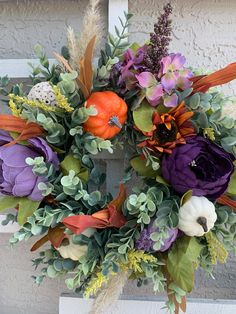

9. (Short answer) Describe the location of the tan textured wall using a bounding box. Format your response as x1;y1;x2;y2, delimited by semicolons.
0;1;236;314
0;0;108;59
129;0;236;96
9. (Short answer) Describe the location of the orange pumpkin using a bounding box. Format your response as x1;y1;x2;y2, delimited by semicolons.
83;91;128;139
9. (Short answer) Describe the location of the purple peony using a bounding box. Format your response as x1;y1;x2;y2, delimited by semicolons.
0;130;59;201
136;223;178;252
162;135;235;200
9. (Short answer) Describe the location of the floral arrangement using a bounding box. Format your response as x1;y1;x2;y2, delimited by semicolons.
1;2;236;313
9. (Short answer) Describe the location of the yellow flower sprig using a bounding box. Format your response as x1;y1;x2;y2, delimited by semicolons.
9;97;21;116
84;270;111;298
122;249;157;273
205;231;228;264
203;127;215;141
8;86;73;116
84;250;157;298
51;85;74;112
9;94;58;113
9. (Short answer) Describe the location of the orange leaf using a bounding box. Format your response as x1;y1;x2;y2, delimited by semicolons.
0;115;44;145
92;209;110;222
78;35;96;99
63;215;108;235
48;226;66;248
30;226;65;251
217;194;236;212
31;234;49;252
179;296;187;312
62;184;127;235
53;52;73;72
109;184;127;212
54;52;89;98
191;62;236;93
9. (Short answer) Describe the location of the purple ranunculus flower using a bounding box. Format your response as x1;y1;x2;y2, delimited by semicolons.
136;223;178;252
162;135;235;200
0;130;59;201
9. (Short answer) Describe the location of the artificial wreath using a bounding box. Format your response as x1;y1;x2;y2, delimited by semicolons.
1;2;236;313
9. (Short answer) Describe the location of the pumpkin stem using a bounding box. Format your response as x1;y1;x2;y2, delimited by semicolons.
109;116;122;129
197;216;208;233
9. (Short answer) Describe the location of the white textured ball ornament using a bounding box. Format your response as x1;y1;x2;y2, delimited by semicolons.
28;82;57;106
56;228;95;261
178;196;217;237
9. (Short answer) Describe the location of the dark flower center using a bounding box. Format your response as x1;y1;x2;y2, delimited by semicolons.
190;155;218;181
154;122;178;144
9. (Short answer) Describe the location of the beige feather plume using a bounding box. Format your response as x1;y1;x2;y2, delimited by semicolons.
67;26;80;70
67;0;102;69
89;270;129;314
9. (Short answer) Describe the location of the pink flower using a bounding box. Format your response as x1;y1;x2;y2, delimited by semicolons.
159;53;193;92
136;72;163;106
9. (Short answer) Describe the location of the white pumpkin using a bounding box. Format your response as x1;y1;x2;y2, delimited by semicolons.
28;81;57;106
178;196;217;237
57;228;95;261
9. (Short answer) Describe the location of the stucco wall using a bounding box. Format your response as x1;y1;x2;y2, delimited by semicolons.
0;0;108;59
0;1;236;314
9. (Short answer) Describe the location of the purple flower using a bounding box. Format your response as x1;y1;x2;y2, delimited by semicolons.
162;136;235;200
0;130;59;201
136;223;178;252
113;46;147;93
136;72;164;106
159;53;193;92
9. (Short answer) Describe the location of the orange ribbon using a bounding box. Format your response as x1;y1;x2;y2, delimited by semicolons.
191;62;236;93
62;184;127;235
0;115;44;145
216;194;236;212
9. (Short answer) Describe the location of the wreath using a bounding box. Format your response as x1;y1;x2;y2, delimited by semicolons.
1;2;236;313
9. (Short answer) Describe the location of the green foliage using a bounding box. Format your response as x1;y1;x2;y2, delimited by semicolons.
0;196;21;213
37;113;66;145
57;71;78;96
150;227;171;251
60;154;88;182
133;101;155;132
0;76;10;97
29;44;61;84
126;188;161;225
227;170;236;196
26;157;48;175
185;90;236;156
130;156;158;177
71;106;97;125
98;12;132;67
213;204;236;249
167;236;203;292
97;57;119;81
17;198;41;226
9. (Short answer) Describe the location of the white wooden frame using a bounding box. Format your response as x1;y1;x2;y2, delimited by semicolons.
59;295;236;314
